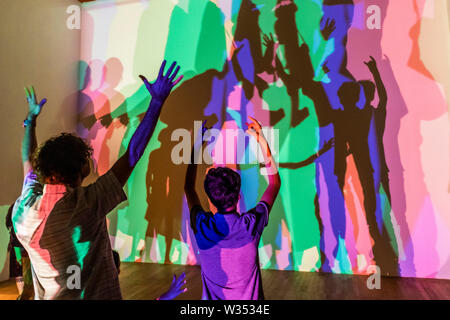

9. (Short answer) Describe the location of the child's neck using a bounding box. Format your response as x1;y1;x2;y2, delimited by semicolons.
219;205;237;214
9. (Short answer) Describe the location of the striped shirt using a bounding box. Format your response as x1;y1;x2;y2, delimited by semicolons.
12;171;127;300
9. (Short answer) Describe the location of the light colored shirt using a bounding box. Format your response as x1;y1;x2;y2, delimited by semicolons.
12;171;127;300
191;201;269;300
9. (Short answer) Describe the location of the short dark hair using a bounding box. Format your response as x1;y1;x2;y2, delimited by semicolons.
32;133;93;187
204;167;241;211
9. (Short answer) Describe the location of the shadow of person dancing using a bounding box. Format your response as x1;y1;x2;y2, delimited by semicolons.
76;60;112;185
334;71;399;276
273;1;350;272
95;58;129;248
205;0;286;131
96;58;127;176
144;71;220;264
346;0;415;276
272;0;311;128
357;58;399;276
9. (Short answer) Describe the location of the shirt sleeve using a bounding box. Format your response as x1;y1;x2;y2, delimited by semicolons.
190;205;206;234
80;171;127;218
18;171;43;207
191;208;221;250
242;201;269;237
12;172;42;238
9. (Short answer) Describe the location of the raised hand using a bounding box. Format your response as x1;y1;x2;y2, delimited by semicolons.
366;55;387;107
262;33;275;48
111;61;183;186
364;56;378;74
321;18;336;41
24;86;47;118
246;116;263;140
158;272;187;300
139;60;183;102
80;114;97;130
322;138;335;152
118;113;129;126
99;114;113;128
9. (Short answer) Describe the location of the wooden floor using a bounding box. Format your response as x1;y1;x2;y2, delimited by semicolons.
1;262;449;300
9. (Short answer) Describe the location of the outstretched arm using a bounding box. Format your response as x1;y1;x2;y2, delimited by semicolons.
262;33;276;74
246;117;281;210
184;121;208;211
279;138;335;169
110;61;182;186
365;56;387;111
22;87;47;176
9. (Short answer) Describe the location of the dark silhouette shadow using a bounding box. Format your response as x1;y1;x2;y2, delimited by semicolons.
74;0;445;279
279;139;335;169
274;0;349;273
273;1;311;127
344;0;448;276
144;71;220;264
334;80;399;276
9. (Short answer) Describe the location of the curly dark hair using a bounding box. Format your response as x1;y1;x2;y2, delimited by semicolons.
204;167;241;211
32;133;93;187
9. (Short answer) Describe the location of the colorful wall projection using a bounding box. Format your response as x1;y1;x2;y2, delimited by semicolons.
78;0;450;279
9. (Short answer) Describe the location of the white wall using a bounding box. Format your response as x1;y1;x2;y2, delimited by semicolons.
0;0;81;282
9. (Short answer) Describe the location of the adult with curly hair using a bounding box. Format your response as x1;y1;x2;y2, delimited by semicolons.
12;61;187;300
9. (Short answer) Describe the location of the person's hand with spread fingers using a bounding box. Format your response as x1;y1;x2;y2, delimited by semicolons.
158;272;188;300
